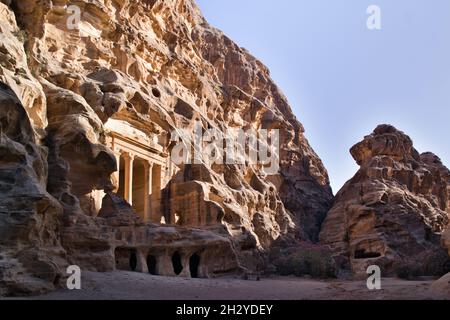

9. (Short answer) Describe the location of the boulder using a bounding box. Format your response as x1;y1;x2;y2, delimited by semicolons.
320;125;450;277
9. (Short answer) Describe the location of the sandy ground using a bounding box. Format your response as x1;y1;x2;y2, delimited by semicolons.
5;271;447;300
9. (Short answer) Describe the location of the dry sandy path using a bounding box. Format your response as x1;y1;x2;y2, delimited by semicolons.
8;271;445;300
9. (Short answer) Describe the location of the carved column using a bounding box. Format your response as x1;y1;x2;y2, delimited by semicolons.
136;249;149;273
112;151;121;192
143;161;153;222
124;153;134;205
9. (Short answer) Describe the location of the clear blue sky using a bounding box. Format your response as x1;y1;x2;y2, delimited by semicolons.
196;0;450;193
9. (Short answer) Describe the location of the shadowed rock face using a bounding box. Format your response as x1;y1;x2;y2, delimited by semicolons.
0;5;66;295
0;0;333;294
0;84;67;295
320;125;450;276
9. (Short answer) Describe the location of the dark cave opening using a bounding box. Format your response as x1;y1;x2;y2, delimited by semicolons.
147;255;157;275
172;251;183;275
129;251;137;271
189;253;201;278
152;88;161;98
354;249;381;260
115;247;138;271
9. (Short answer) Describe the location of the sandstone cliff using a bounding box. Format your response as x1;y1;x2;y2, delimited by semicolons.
320;125;450;277
3;0;448;297
0;0;333;294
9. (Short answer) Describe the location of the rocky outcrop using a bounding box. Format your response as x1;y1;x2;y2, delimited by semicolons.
0;5;66;296
429;272;450;299
0;83;66;295
1;0;449;296
320;125;450;276
444;229;450;256
0;0;333;295
5;0;332;243
191;19;333;241
0;2;47;133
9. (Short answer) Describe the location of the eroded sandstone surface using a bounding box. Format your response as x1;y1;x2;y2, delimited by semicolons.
320;125;450;277
1;0;449;298
0;0;333;295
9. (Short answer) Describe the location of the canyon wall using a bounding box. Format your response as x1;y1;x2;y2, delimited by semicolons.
1;0;448;296
0;0;333;295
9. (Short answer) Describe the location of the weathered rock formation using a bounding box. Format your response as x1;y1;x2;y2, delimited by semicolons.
429;272;450;299
0;0;333;295
320;125;450;276
3;0;447;297
0;4;67;296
